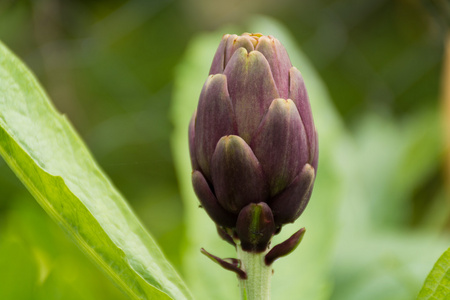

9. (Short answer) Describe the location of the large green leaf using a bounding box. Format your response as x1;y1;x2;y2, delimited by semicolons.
0;41;192;300
417;247;450;300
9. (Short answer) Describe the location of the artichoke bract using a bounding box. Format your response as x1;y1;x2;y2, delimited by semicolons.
189;33;318;254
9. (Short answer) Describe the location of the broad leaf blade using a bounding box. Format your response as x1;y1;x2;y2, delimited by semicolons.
0;41;192;300
417;247;450;300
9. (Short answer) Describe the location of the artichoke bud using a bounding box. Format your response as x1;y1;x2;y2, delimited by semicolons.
189;33;318;253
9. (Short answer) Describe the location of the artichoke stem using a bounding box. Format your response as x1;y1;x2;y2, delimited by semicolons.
237;242;272;300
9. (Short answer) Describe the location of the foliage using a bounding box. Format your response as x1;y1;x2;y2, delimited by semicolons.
0;2;448;299
418;247;450;299
0;41;191;300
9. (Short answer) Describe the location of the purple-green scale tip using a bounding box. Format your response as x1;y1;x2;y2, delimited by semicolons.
201;248;247;279
195;74;237;180
211;135;269;214
192;170;237;228
269;164;315;225
289;67;316;164
236;202;276;252
188;111;199;170
255;36;292;99
224;48;279;143
265;228;306;265
217;225;236;247
251;98;308;197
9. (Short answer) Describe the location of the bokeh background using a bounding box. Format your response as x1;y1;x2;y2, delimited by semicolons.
0;0;449;299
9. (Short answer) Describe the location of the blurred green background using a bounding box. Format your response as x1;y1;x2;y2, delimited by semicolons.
0;0;449;299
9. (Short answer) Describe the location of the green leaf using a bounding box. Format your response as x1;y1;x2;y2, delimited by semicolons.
417;247;450;300
0;197;129;300
0;41;192;300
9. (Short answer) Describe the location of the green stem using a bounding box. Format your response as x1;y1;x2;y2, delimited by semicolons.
237;243;272;300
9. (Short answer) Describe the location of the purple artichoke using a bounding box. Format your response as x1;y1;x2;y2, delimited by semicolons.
189;33;318;253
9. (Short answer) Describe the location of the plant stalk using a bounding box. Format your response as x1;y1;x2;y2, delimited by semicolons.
236;243;272;300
